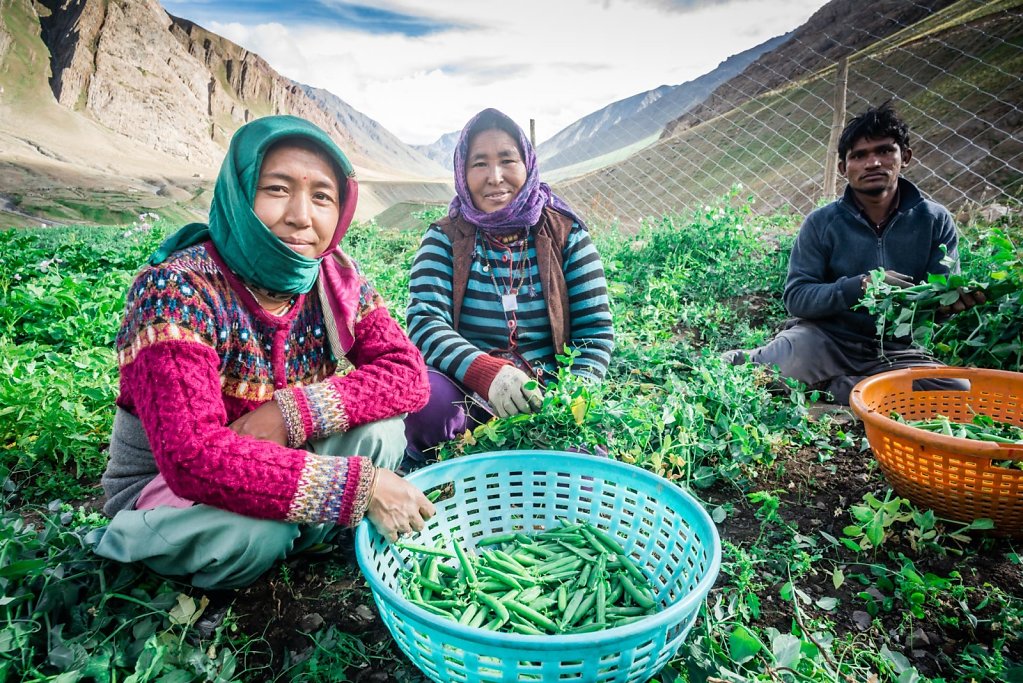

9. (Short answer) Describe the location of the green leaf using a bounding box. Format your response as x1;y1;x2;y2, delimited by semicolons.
0;558;47;578
865;517;885;548
840;538;863;552
816;596;838;611
728;624;762;664
771;633;802;669
939;290;961;306
880;644;912;673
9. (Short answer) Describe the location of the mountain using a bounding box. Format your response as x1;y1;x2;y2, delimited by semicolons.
412;131;461;172
661;0;956;137
553;0;1021;228
536;34;791;175
413;34;790;177
0;0;451;226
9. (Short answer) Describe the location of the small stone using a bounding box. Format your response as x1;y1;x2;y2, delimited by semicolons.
299;613;324;632
852;611;872;631
906;628;930;648
354;604;375;621
864;586;886;601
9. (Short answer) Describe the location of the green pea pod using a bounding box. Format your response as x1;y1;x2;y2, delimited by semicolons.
618;573;655;610
476;532;520;547
505;600;559;633
477;564;524;590
586;524;628;555
561;588;588;625
509;621;545;636
416;575;449;594
614;552;648;584
458;603;480;626
468;605;489;628
452;536;478;584
410;599;455;619
475;590;510;625
396;542;455;559
565;621;607;634
568;592;598;627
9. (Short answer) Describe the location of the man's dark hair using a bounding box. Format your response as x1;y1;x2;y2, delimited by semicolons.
837;101;911;160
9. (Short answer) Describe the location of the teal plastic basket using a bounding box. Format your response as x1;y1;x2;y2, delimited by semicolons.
356;450;721;683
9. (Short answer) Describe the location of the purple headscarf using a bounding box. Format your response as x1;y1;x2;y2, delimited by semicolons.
449;108;583;236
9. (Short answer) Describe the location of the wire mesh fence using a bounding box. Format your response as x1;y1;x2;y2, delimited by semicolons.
543;0;1023;229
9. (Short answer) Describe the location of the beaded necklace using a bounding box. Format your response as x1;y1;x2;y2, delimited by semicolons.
475;229;538;360
241;280;296;316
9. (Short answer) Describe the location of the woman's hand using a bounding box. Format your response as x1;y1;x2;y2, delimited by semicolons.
488;365;543;418
228;400;289;446
367;468;435;542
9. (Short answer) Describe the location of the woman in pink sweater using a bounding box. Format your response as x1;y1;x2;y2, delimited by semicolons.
91;115;433;590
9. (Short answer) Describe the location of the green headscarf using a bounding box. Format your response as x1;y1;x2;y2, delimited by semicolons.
150;115;357;295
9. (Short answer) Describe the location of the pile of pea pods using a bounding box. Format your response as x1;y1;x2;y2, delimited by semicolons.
395;519;660;635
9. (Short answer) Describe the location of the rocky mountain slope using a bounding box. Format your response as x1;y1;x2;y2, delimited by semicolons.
555;0;1021;227
0;0;451;226
536;34;791;173
412;130;461;172
661;0;957;138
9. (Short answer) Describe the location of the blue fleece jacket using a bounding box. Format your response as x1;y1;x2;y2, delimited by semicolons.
783;177;960;346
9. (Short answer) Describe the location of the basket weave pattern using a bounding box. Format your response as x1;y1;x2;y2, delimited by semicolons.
851;367;1023;536
355;450;721;683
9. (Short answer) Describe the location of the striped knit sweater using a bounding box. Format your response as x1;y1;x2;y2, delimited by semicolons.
407;216;613;396
113;243;428;526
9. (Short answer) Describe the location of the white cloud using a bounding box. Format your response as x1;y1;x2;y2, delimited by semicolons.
203;0;827;144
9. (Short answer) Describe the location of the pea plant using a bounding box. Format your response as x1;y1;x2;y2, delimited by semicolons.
1;200;1020;682
863;228;1022;370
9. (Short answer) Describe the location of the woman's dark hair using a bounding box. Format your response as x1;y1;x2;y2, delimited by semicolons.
837;101;910;160
264;136;345;190
467;109;525;158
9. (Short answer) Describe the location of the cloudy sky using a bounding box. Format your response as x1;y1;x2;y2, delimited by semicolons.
160;0;830;146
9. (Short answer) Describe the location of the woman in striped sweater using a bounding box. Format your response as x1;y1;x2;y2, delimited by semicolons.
90;116;434;590
404;108;614;465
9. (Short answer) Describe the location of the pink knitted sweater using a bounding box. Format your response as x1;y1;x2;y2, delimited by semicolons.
115;243;428;526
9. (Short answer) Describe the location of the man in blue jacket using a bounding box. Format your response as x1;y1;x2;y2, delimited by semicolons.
725;102;982;404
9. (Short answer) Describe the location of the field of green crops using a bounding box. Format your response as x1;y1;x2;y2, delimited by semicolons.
1;195;1021;682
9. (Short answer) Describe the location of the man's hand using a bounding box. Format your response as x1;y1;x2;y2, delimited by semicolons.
366;468;435;542
862;269;916;293
938;288;987;317
881;270;916;288
488;365;543;418
228;400;289;446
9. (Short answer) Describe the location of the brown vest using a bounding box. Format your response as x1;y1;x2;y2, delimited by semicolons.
436;207;573;357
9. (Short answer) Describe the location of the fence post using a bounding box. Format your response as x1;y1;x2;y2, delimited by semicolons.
530;119;536;148
823;56;849;201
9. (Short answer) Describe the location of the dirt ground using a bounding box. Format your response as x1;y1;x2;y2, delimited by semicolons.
701;433;1022;681
214;418;1020;681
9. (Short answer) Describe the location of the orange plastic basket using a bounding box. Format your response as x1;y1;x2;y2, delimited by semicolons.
850;367;1023;537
